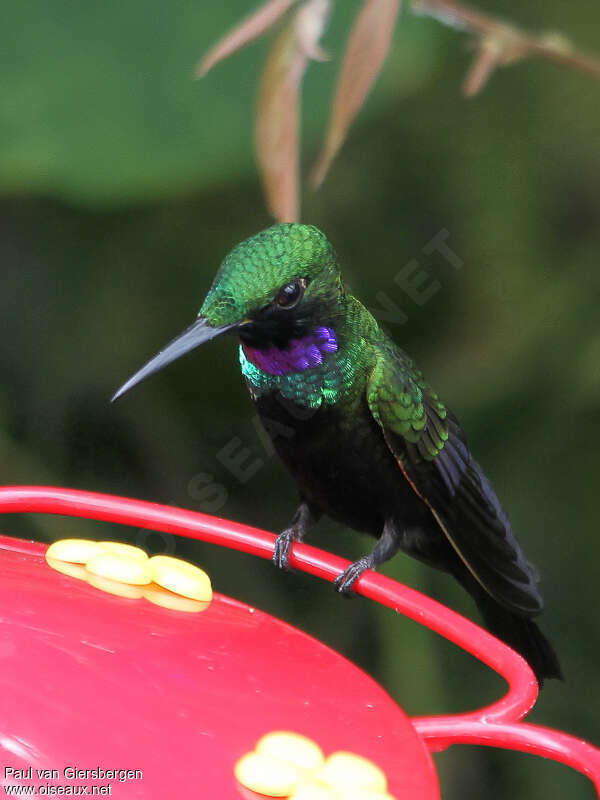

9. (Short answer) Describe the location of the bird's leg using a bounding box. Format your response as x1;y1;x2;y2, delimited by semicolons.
273;500;321;571
334;519;401;595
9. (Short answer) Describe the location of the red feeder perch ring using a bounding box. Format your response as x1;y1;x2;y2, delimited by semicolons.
0;485;599;797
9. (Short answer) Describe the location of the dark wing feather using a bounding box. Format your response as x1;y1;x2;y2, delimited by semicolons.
367;345;543;617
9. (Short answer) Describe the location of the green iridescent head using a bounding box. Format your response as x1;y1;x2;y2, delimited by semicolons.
112;224;343;400
200;223;340;326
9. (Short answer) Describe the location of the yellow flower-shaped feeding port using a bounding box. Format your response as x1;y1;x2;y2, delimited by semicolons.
45;538;212;612
148;555;212;601
234;731;395;800
86;551;153;585
234;752;304;797
256;732;325;772
316;752;388;794
142;583;211;613
45;558;88;581
289;782;339;800
98;541;149;561
46;538;106;563
87;572;146;600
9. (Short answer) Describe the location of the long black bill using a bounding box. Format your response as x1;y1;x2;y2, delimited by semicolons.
111;317;234;402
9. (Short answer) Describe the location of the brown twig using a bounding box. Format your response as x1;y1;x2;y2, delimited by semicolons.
412;0;600;90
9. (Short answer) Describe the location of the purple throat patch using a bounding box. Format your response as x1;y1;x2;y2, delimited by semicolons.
242;326;338;376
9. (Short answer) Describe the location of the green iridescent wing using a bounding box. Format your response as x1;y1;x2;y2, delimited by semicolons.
367;343;542;616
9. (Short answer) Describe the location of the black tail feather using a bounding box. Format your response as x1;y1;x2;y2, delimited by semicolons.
469;583;563;686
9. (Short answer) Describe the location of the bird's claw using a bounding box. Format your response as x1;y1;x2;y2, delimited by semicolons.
333;557;373;595
272;528;298;571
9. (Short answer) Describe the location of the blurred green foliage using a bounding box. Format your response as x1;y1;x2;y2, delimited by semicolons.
1;1;599;797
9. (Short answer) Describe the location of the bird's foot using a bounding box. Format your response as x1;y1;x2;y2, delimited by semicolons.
272;528;300;571
333;557;373;595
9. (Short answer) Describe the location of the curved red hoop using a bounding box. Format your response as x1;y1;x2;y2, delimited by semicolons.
1;485;598;794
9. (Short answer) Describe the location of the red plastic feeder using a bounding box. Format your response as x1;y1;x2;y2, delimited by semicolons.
1;485;599;798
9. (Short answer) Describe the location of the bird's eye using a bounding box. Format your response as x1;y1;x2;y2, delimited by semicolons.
274;278;307;309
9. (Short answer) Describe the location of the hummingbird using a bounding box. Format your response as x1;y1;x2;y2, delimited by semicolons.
113;223;561;685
